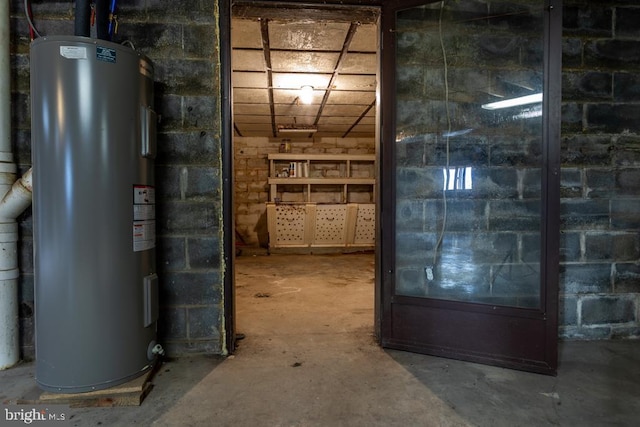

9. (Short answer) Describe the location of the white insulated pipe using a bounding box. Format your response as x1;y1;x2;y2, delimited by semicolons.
0;0;33;370
0;222;19;370
0;168;32;221
0;0;10;157
0;0;15;370
0;168;32;370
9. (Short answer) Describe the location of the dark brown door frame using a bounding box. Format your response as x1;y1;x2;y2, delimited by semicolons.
220;0;235;354
379;0;562;374
222;1;561;372
221;0;385;354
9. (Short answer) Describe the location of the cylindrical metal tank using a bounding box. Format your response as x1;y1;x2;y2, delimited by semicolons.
30;36;159;393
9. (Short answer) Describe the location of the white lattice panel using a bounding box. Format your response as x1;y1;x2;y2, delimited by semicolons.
354;204;375;244
272;204;307;245
313;205;348;245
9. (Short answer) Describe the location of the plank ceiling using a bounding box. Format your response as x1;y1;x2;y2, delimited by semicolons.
231;4;379;140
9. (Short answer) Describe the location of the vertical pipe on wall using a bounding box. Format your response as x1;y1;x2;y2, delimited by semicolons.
74;0;91;37
0;169;36;370
95;0;110;40
0;227;19;370
0;0;10;156
0;0;20;370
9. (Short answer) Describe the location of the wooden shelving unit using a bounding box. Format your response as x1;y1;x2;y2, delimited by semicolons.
266;153;376;250
267;153;376;203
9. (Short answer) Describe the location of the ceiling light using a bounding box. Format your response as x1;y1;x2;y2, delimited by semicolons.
481;93;543;110
278;125;317;134
299;85;314;105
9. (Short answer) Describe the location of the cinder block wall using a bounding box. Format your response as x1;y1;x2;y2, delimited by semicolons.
11;0;224;358
234;137;375;246
8;1;640;361
560;0;640;339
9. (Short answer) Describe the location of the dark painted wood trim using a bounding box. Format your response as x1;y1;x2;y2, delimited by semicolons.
379;0;562;375
232;0;384;19
234;3;380;23
542;0;563;372
221;0;236;354
379;1;398;345
226;0;384;353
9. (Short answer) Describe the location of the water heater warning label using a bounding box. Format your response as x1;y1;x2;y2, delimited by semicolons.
133;221;156;252
60;46;87;59
97;46;117;63
133;185;156;252
134;185;155;205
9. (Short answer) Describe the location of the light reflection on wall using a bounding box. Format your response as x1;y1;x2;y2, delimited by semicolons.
443;167;473;191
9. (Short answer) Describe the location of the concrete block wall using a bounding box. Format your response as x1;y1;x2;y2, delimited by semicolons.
234;137;374;247
10;0;224;358
560;0;640;339
7;1;640;362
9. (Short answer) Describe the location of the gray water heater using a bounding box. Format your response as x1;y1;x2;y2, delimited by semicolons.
30;36;159;393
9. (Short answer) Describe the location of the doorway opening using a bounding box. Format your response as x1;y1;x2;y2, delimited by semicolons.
230;2;381;350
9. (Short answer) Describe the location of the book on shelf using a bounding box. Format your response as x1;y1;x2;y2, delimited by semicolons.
288;162;308;178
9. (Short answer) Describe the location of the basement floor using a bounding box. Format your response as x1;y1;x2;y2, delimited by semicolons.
2;253;640;426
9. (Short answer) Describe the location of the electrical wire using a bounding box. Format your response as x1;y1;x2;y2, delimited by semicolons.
108;0;118;39
121;40;135;50
24;0;41;39
26;0;34;40
432;0;451;269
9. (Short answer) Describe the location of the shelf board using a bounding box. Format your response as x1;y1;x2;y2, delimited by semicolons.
268;153;375;161
268;178;375;185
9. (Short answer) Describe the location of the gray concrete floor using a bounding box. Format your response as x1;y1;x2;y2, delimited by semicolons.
1;253;639;426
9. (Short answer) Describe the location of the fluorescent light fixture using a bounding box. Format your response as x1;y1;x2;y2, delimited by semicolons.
481;93;543;110
299;85;314;104
278;125;317;134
